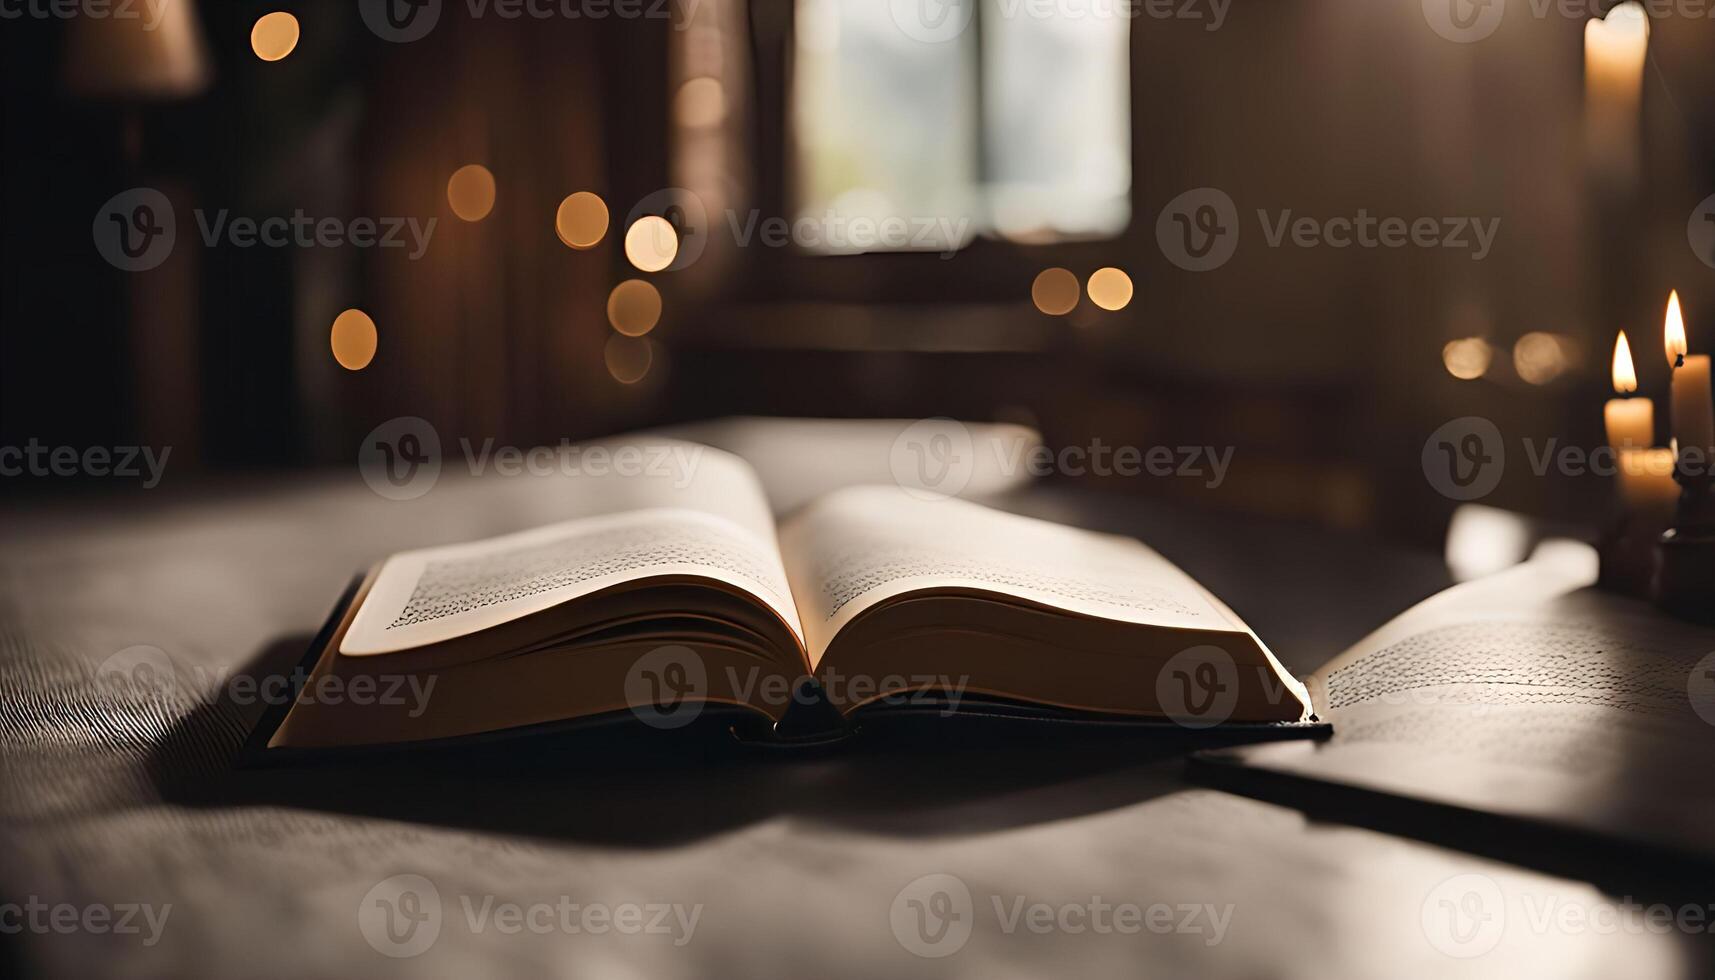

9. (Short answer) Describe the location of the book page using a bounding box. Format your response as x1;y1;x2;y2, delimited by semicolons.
341;444;802;654
779;485;1244;665
1211;543;1715;860
1305;543;1713;782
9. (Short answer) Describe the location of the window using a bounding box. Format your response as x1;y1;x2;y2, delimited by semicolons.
792;0;1131;254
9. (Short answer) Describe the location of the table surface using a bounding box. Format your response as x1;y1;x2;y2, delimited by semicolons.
2;433;1710;979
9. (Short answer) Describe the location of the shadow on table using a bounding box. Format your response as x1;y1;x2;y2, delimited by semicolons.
149;634;1715;931
145;634;1216;849
1192;751;1715;912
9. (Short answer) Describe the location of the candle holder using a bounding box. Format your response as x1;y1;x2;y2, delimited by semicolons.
1599;510;1667;598
1653;459;1715;623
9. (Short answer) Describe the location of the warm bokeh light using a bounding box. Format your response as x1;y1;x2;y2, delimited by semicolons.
1514;332;1569;385
1085;267;1132;311
555;192;608;250
624;216;678;272
1612;331;1637;393
446;165;496;222
606;279;662;337
1664;289;1686;368
1584;3;1650;89
604;335;653;384
1442;337;1492;380
674;77;727;129
1444;504;1535;583
250;12;300;62
1030;268;1079;316
330;309;377;371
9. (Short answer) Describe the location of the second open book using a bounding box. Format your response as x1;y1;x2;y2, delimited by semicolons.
267;443;1313;751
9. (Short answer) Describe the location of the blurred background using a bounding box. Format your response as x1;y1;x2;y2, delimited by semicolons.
2;0;1712;548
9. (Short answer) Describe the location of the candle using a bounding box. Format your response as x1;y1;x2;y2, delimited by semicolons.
1604;331;1652;449
1619;447;1679;513
1672;356;1714;455
1584;4;1648;103
1666;290;1715;457
1583;2;1649;184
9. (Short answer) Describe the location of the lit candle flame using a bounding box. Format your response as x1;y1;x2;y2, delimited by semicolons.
1664;289;1686;369
1612;331;1637;394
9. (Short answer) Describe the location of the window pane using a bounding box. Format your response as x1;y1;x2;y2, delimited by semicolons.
981;2;1131;240
792;0;979;254
791;0;1130;250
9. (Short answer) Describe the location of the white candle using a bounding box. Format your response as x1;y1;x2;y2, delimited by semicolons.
1584;3;1649;185
1665;291;1715;457
1619;447;1678;513
1585;4;1648;103
1672;355;1715;455
1604;331;1653;449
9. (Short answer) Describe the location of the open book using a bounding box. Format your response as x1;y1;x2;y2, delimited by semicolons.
1193;543;1715;865
263;443;1313;752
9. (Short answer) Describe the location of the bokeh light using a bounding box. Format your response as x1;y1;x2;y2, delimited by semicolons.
250;12;300;62
446;165;496;222
1514;332;1569;385
1086;267;1133;311
1031;268;1080;316
624;216;678;272
1442;337;1492;380
606;280;662;337
330;309;377;371
555;192;608;249
604;335;653;384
